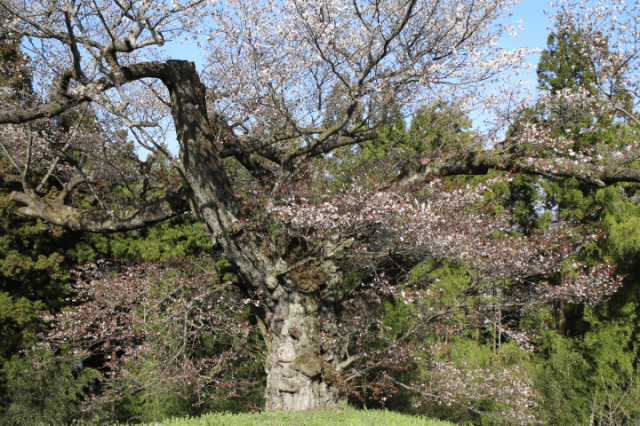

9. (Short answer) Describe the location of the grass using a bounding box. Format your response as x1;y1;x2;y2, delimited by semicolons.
121;405;456;426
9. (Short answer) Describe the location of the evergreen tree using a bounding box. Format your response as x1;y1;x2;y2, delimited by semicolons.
407;102;474;154
0;31;31;104
500;17;640;425
537;27;596;94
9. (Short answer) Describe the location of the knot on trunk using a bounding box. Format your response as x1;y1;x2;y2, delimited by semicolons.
290;261;326;292
394;155;432;183
292;351;323;377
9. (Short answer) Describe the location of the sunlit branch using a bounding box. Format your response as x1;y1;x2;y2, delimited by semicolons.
397;150;640;187
9;187;191;233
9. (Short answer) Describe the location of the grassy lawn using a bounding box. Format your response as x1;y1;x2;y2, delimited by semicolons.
121;405;456;426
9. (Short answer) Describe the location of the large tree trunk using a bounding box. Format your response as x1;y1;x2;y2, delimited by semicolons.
261;258;346;411
163;60;346;411
265;290;342;411
6;59;352;411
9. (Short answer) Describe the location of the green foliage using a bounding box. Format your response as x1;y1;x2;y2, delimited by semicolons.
0;35;32;101
0;191;75;388
534;334;592;425
339;271;364;300
533;22;630;148
107;393;203;425
537;28;596;94
67;214;213;263
360;107;407;161
510;17;637;151
407;102;473;154
359;101;473;163
93;386;265;426
1;352;99;426
408;259;472;307
535;327;640;425
526;181;640;425
503;20;640;426
601;195;640;266
317;101;475;197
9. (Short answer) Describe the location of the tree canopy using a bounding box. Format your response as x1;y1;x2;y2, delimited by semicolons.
1;0;640;423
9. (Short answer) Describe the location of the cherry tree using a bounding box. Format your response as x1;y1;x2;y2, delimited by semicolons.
0;0;638;414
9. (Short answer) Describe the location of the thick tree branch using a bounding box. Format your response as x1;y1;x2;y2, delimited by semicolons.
397;150;640;187
0;61;171;125
1;174;22;183
55;175;87;204
0;96;89;124
9;187;191;233
304;129;380;157
233;152;277;185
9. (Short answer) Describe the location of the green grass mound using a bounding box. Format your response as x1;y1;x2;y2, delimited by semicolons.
126;405;455;426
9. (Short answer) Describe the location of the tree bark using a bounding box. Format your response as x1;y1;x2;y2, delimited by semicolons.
559;300;568;337
158;60;345;411
265;289;343;411
8;188;190;232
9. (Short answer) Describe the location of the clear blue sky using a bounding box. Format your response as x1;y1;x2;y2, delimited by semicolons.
500;1;558;64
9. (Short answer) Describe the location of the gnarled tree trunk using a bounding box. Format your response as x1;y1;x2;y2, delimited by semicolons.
265;290;342;410
163;60;346;411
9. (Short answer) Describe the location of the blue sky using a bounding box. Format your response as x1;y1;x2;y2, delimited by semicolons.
503;1;557;47
500;1;558;66
155;1;559;153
